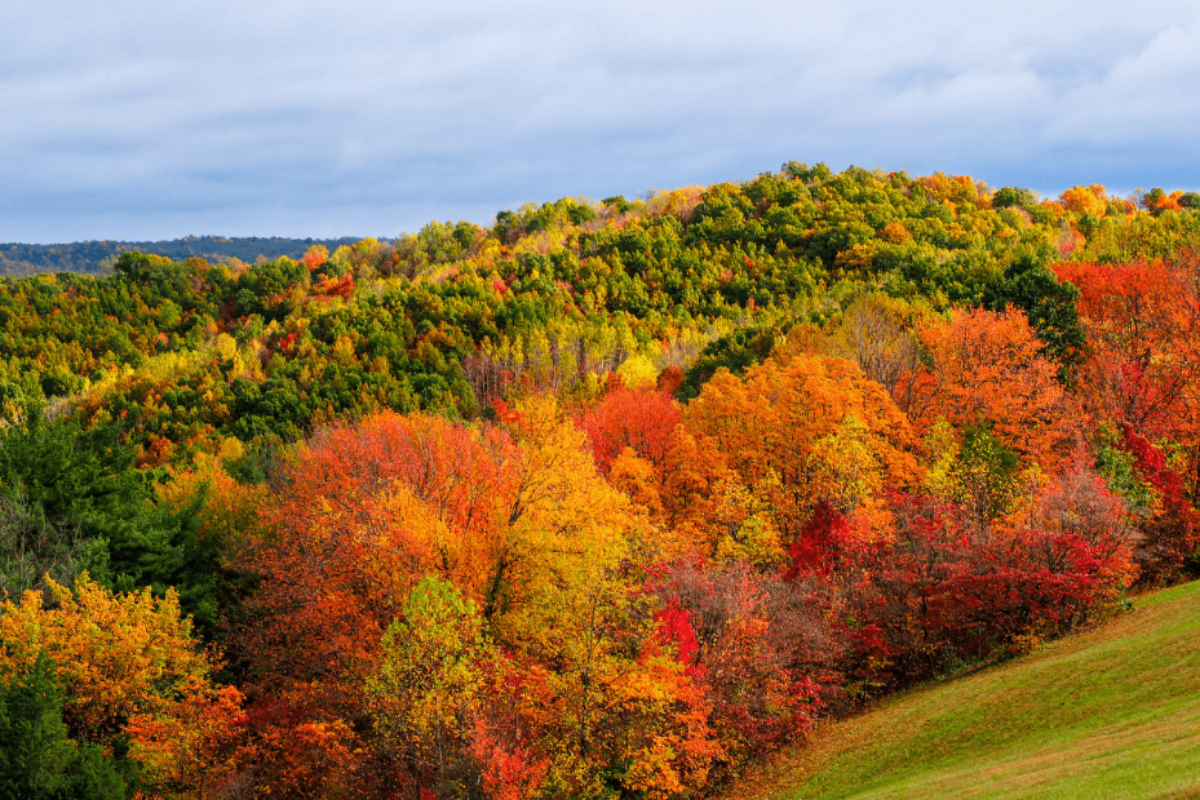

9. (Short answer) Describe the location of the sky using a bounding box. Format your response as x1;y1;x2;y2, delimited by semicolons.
2;0;1199;244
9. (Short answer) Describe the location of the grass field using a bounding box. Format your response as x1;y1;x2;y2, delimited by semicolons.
723;580;1200;800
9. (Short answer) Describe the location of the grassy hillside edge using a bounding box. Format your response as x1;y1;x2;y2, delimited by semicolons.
725;580;1200;800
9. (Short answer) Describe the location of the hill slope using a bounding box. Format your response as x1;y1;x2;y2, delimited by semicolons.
0;235;368;276
726;580;1200;800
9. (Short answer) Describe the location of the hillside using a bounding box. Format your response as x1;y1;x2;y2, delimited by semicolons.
3;165;1200;798
0;235;368;277
725;580;1200;800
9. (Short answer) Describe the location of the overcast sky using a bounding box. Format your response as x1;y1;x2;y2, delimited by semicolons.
2;0;1198;243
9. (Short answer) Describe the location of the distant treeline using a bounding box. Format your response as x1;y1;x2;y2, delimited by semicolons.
0;235;372;277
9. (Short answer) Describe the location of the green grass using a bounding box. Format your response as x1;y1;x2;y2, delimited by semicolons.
725;580;1200;800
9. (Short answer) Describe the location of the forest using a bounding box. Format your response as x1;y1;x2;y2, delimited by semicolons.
0;236;367;278
2;164;1200;799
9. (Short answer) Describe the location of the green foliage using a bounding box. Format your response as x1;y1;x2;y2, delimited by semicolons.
991;186;1035;209
0;652;127;800
0;408;141;595
0;236;362;278
0;408;234;639
1094;425;1158;517
679;324;783;400
367;576;495;790
0;164;1171;462
983;252;1086;373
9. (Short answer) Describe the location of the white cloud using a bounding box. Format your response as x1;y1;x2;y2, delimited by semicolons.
2;0;1199;241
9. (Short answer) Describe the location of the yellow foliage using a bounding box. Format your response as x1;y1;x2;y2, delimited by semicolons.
219;435;245;462
714;513;785;568
214;333;238;361
1060;184;1108;218
0;575;242;791
618;353;659;388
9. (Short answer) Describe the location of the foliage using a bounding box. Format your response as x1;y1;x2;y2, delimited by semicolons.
2;164;1200;798
0;652;127;800
0;575;243;796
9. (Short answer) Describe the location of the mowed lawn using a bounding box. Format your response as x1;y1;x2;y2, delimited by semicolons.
725;580;1200;800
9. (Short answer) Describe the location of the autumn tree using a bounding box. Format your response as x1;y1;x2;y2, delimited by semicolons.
684;352;920;542
826;293;927;398
0;575;243;796
1055;254;1200;443
653;557;835;773
577;387;683;475
903;306;1077;471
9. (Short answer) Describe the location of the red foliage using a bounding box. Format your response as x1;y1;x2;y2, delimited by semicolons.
785;501;850;579
1119;425;1199;581
653;600;701;673
233;412;520;796
1055;256;1200;439
657;364;685;396
833;489;1135;688
652;557;837;765
577;387;683;474
470;719;548;800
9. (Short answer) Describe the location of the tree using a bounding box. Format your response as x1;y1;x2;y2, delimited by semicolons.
0;575;242;796
654;557;832;771
0;408;143;597
831;487;1134;689
685;352;920;541
903;306;1077;471
1055;255;1200;443
577;387;683;475
1059;185;1108;218
367;576;497;796
983;254;1085;373
0;653;126;800
826;293;926;398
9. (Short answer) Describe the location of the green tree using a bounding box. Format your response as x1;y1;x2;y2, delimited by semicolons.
0;652;126;800
367;575;495;792
984;253;1086;377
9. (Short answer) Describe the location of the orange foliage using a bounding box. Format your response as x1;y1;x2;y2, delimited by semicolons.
919;173;981;208
302;244;329;271
1142;188;1185;214
878;221;913;244
903;307;1077;470
237;398;665;796
684;353;920;540
1059;184;1108;218
1054;256;1200;442
242;412;516;694
158;456;270;549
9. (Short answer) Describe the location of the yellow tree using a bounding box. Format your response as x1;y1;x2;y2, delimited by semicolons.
0;574;243;795
494;394;720;798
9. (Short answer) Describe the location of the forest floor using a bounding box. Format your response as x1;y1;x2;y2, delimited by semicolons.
720;579;1200;800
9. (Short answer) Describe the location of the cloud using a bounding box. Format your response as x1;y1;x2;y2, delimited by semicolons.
2;0;1199;241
